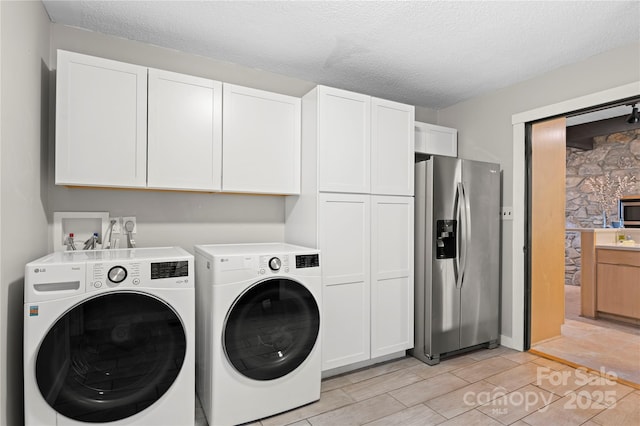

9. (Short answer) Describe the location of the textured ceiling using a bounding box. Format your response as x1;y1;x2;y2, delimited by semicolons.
42;1;640;109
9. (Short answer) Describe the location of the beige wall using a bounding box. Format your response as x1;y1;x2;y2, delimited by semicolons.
1;2;51;424
436;42;640;341
415;105;438;123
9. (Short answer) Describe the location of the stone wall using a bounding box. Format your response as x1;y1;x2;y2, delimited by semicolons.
565;129;640;286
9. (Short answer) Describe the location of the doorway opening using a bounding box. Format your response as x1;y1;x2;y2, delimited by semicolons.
526;100;640;388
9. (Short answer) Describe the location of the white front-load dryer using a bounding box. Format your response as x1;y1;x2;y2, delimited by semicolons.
24;247;195;426
194;243;321;426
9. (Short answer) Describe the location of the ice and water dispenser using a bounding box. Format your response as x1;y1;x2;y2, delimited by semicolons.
435;220;457;259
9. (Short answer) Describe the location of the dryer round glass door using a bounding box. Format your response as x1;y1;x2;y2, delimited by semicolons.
35;292;187;423
223;278;320;381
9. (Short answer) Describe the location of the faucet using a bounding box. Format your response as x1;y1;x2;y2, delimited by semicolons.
65;233;77;251
82;233;100;250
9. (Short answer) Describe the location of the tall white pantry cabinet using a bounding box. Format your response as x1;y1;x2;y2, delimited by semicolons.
285;85;415;372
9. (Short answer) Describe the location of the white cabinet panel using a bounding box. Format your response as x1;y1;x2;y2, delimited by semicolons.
323;282;370;370
147;69;222;191
318;86;371;194
371;276;411;356
371;98;415;196
415;122;457;157
222;84;301;194
371;196;414;357
55;50;147;187
319;194;370;285
319;193;371;369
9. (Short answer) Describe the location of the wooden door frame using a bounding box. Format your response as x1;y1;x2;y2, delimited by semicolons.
506;82;640;351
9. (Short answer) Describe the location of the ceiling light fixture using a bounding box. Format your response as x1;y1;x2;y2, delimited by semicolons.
627;104;639;124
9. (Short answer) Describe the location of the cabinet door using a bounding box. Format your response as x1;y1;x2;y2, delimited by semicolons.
55;50;147;187
147;69;222;191
415;122;457;157
371;98;415;196
318;86;371;193
596;263;640;319
370;196;414;358
222;84;301;194
319;193;371;370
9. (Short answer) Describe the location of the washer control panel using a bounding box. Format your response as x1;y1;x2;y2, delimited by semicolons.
295;254;320;269
89;261;141;289
86;259;191;291
268;257;282;271
25;247;194;302
258;255;290;275
108;266;128;283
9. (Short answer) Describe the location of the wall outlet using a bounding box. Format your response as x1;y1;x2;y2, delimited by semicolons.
501;207;513;220
123;216;137;234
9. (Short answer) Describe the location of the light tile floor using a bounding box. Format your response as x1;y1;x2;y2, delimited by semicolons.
195;346;640;425
531;285;640;385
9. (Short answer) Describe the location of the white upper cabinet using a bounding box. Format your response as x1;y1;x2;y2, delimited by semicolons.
314;86;414;195
371;98;415;196
55;50;147;187
56;51;302;194
222;84;301;194
318;86;371;194
147;69;222;191
415;121;458;157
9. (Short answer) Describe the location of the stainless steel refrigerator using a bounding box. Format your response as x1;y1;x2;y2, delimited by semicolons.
412;155;500;365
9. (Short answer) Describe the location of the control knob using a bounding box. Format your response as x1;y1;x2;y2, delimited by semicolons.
108;266;128;283
268;257;281;271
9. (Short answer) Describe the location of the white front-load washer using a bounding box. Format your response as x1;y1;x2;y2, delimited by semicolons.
24;247;195;426
194;243;321;426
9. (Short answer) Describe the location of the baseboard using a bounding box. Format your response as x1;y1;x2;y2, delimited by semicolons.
321;351;407;379
499;334;523;351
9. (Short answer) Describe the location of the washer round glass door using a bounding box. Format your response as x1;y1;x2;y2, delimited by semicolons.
35;292;186;423
223;278;320;381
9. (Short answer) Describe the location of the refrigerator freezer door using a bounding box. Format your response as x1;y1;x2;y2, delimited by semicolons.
459;159;501;348
429;157;463;356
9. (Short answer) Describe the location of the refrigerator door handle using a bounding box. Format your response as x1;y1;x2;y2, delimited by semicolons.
457;182;470;288
454;183;461;285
